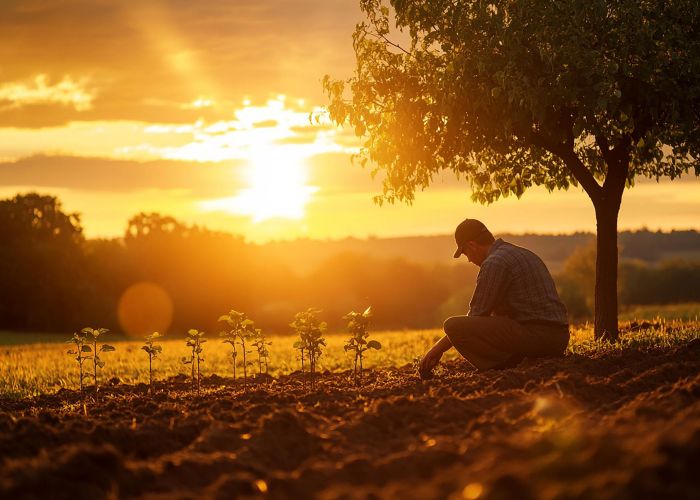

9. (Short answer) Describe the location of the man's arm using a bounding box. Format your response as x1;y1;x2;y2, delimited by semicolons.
468;259;509;317
419;335;453;379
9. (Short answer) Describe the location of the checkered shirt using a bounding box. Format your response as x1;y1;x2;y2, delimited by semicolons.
468;239;569;325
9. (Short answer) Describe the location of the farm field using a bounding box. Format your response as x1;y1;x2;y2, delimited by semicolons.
1;321;699;499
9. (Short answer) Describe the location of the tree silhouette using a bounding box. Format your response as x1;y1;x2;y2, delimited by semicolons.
324;0;700;340
0;193;87;330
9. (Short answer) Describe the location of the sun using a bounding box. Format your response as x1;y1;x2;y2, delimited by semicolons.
235;150;318;222
201;149;318;222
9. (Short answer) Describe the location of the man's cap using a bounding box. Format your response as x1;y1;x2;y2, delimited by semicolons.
453;219;489;258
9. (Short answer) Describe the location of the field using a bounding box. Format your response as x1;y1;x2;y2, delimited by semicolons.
1;320;699;499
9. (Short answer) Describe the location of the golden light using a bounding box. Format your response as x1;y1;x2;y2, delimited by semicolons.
202;149;318;222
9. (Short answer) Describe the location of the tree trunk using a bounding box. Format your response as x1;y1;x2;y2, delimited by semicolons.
594;200;620;341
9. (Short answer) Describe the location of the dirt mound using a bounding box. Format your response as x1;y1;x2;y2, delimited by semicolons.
2;341;700;499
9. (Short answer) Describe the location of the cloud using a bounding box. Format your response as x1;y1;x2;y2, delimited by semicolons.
0;0;365;127
0;155;247;197
0;74;95;111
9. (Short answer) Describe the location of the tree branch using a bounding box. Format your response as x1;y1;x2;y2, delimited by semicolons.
366;30;413;56
527;129;603;202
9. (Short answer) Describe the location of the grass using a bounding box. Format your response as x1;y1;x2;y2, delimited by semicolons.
619;302;700;322
1;319;699;399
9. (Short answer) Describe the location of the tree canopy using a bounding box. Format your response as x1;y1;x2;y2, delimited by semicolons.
324;0;700;206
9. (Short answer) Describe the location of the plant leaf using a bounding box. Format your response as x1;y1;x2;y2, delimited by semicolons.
367;340;382;350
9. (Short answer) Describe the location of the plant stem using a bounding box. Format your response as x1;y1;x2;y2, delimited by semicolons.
359;352;363;385
93;337;98;393
241;339;246;388
191;347;195;390
196;350;201;393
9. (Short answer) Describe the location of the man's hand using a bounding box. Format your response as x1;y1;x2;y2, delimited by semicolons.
418;335;453;380
419;346;442;379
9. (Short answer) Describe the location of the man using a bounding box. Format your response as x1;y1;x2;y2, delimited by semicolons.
420;219;569;378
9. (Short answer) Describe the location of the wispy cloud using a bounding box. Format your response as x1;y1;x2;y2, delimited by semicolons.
0;74;95;111
0;0;364;127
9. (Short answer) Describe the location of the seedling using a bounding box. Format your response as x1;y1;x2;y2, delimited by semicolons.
66;331;91;395
343;306;381;385
182;329;206;392
81;327;115;395
238;320;257;389
219;310;252;382
142;332;163;393
290;308;327;388
293;338;306;372
252;328;271;376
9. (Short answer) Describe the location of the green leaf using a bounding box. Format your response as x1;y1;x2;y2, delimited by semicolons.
101;345;116;352
367;340;382;350
97;360;105;369
81;345;92;352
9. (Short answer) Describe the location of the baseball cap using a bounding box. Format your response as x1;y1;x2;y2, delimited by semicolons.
453;219;489;258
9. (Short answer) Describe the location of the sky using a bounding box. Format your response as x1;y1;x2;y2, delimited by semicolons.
1;0;698;242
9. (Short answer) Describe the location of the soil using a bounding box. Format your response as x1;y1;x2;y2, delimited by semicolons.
2;341;699;499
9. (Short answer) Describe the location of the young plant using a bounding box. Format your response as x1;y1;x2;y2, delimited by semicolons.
343;306;381;385
238;320;257;389
142;332;163;394
290;308;327;388
182;329;206;392
293;338;306;372
218;310;253;381
252;328;272;376
81;327;115;395
66;331;91;395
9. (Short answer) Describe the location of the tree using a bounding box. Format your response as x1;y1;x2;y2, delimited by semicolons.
0;193;88;330
324;0;700;340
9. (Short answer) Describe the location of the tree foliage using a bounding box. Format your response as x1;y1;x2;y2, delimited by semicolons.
325;0;700;205
0;193;88;330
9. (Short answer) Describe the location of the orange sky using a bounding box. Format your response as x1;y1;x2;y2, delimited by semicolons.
1;0;698;242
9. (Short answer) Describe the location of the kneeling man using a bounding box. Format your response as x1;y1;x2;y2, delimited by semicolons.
420;219;569;378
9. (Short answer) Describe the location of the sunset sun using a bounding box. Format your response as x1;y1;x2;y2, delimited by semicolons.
201;149;318;222
234;150;318;222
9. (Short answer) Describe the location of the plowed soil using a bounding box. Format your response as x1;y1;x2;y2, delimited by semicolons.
2;340;699;499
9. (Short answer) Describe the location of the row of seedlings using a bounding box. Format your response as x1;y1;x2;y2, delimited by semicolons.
66;306;381;396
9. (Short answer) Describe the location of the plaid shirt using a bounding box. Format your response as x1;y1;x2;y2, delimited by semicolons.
468;239;568;325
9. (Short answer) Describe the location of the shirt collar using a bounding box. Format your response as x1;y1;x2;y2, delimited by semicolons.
488;238;505;256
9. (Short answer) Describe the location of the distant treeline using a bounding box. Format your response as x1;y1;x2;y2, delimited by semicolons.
1;193;699;335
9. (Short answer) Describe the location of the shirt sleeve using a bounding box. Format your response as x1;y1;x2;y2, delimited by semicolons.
468;259;509;317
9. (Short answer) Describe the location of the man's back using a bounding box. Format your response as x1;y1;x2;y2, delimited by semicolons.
468;239;568;325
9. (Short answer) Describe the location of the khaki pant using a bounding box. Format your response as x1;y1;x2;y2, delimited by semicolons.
443;315;570;371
